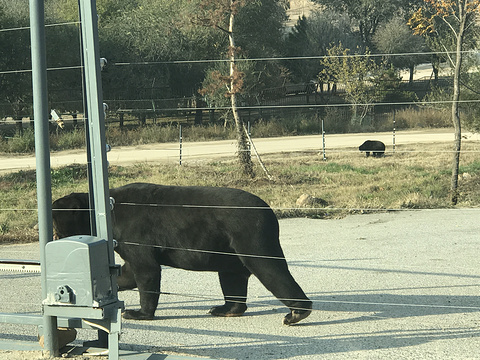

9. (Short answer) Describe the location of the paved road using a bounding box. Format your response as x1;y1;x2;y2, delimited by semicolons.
0;209;479;359
1;129;478;174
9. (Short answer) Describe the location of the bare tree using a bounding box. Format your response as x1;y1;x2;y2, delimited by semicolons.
409;0;480;204
196;0;254;177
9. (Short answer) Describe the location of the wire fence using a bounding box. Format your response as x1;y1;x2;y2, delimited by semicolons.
1;12;480;356
1;224;480;312
0;18;473;132
1;206;479;355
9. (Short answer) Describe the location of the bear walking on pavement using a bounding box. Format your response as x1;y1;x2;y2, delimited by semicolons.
52;183;312;325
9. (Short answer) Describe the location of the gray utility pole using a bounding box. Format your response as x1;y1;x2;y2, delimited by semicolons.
29;0;58;356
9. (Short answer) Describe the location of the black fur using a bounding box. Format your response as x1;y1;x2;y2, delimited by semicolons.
52;183;312;325
359;140;385;157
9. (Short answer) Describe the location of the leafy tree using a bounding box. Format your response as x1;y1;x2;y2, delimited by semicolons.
319;44;383;126
312;0;408;48
43;9;83;114
284;15;310;82
0;0;32;122
373;16;427;83
48;0;224;108
409;0;480;204
96;0;226;116
235;0;287;58
285;10;361;83
371;65;418;103
47;0;139;24
200;0;289;109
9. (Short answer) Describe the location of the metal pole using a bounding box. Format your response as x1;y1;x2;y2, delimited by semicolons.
179;124;182;165
322;119;326;161
78;0;114;258
29;0;58;356
77;0;96;237
79;3;121;358
393;107;396;153
247;121;251;157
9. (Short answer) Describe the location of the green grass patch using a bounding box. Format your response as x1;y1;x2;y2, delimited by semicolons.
0;142;479;243
460;160;480;174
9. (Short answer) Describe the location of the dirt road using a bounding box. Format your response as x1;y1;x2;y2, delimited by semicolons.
1;129;478;174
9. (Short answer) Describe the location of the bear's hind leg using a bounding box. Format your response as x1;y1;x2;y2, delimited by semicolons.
245;258;312;325
209;271;249;317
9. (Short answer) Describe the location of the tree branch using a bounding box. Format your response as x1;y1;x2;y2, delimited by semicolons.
215;24;231;35
439;16;458;38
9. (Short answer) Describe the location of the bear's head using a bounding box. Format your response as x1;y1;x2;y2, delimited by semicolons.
52;193;91;239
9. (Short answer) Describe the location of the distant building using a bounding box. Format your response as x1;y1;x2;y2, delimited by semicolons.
285;0;321;27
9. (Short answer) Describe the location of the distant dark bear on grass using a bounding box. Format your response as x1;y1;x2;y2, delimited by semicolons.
359;140;385;158
52;183;312;325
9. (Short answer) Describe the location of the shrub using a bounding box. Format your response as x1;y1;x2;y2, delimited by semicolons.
184;124;236;141
394;107;450;129
2;129;36;153
0;104;456;154
322;107;351;133
51;128;85;150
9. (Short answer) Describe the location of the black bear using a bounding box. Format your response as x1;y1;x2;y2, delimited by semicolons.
359;140;385;157
52;183;312;325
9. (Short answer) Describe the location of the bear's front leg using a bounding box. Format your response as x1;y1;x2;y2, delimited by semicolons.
209;271;249;317
122;264;161;320
117;261;137;291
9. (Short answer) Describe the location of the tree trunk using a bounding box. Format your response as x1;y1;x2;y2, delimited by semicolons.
228;5;254;177
409;65;414;84
450;3;467;205
15;116;23;135
432;60;439;83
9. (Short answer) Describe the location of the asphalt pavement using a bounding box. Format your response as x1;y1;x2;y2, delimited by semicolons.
0;209;479;359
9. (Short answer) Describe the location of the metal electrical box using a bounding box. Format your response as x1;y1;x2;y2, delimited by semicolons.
44;236;115;308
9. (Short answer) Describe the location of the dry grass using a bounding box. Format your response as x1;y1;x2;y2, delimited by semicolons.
0;141;479;244
394;107;451;129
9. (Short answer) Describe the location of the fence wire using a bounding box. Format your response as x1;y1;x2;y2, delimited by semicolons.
1;12;480;337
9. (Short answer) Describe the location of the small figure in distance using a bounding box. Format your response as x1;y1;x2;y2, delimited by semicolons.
359;140;385;158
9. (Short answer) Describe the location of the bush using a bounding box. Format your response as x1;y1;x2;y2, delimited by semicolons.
253;111;325;137
51;128;85;150
106;125;180;146
251;118;289;137
394;107;451;129
0;129;35;153
184;124;236;141
322;107;352;133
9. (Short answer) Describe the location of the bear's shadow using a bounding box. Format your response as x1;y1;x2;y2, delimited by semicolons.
120;291;480;359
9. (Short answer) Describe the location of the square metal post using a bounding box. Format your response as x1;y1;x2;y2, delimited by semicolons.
78;0;115;264
77;1;122;358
